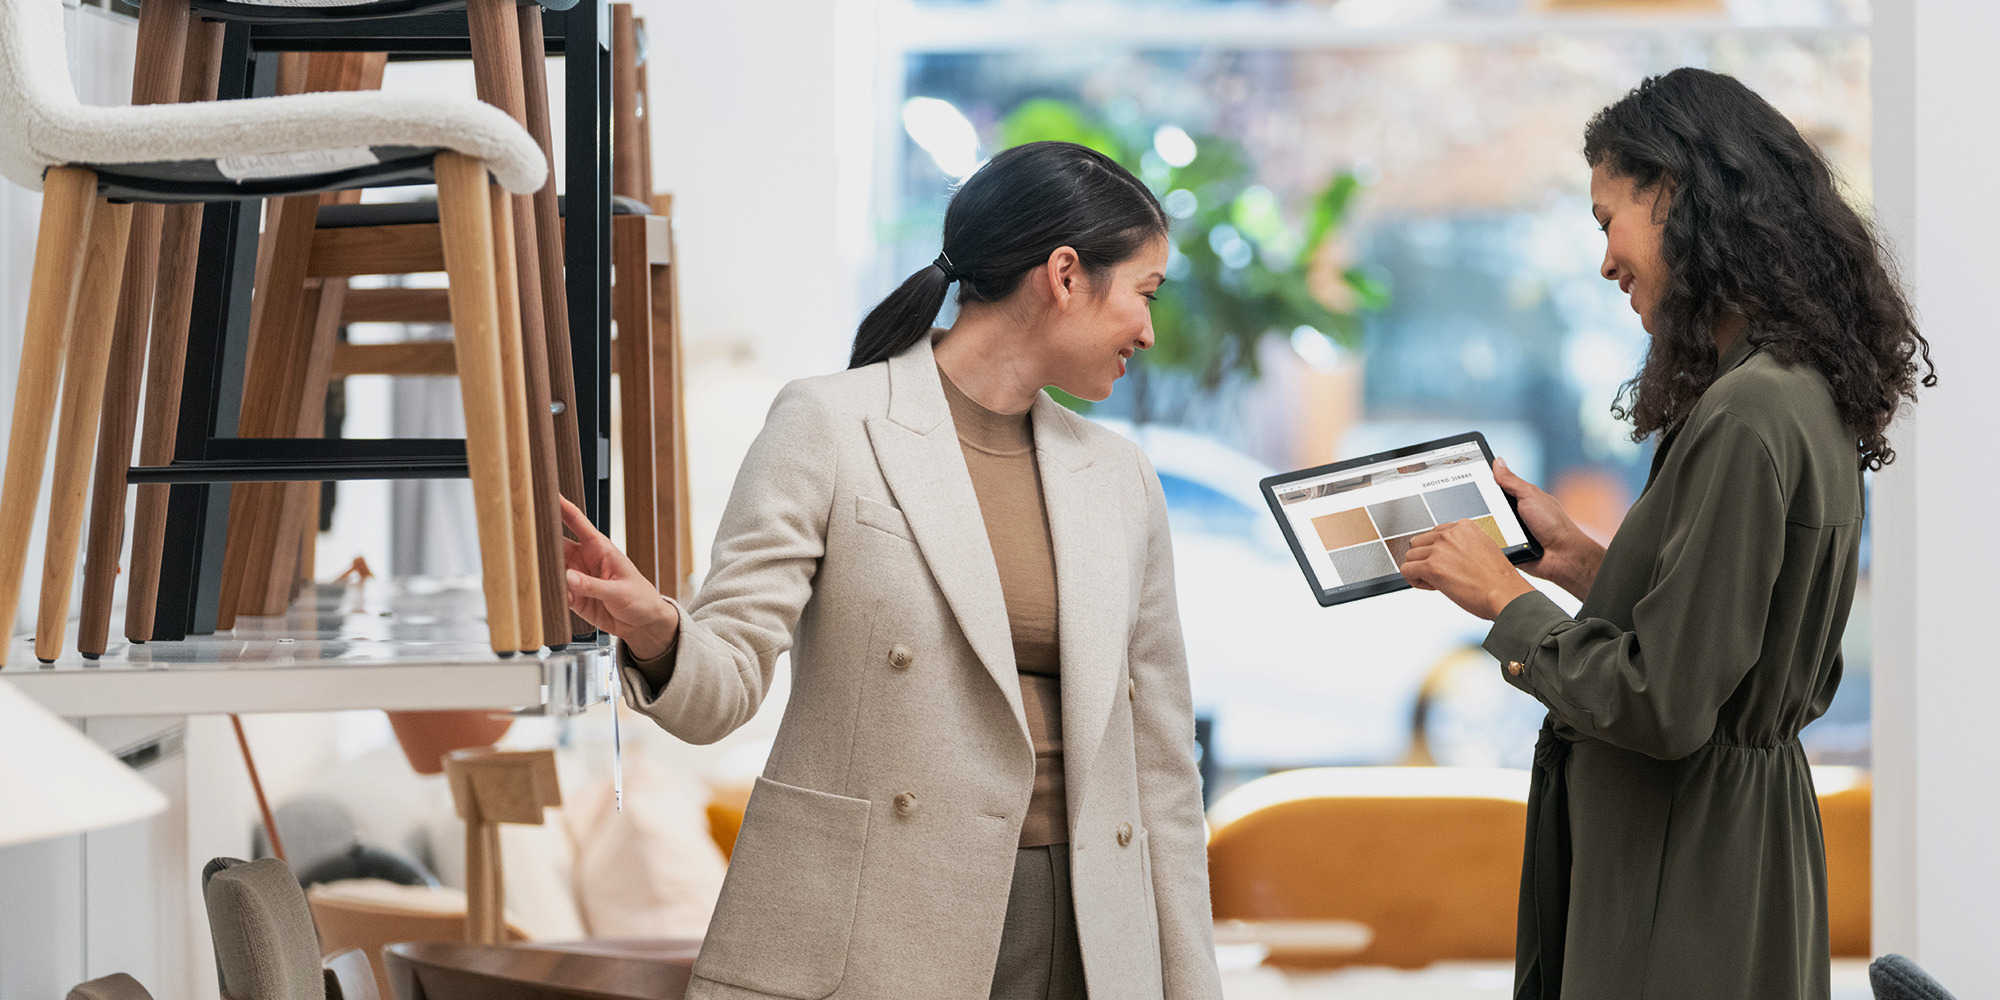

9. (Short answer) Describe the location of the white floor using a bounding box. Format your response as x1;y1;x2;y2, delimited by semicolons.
1219;959;1875;999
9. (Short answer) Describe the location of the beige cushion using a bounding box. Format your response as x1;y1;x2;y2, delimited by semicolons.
569;739;726;937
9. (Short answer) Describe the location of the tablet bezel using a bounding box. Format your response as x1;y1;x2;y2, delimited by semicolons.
1258;431;1544;607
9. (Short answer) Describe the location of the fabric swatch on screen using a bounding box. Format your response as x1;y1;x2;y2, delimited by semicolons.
1328;540;1398;585
1384;531;1427;568
1473;515;1505;547
1312;508;1380;550
1397;462;1429;475
1367;494;1435;537
1424;481;1491;523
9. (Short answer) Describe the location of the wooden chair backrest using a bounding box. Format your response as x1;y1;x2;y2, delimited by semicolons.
442;748;561;945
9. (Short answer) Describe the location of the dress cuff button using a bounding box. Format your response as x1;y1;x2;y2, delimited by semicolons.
1506;660;1525;677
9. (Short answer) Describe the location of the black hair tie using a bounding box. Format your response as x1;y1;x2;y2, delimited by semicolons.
932;251;958;282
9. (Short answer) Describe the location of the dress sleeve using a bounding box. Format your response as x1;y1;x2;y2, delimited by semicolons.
618;381;838;745
1481;411;1788;760
1126;448;1224;1000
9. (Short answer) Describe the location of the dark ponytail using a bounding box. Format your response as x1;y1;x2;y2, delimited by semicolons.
849;140;1168;369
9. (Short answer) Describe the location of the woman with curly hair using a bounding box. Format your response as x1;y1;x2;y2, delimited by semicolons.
1398;68;1933;999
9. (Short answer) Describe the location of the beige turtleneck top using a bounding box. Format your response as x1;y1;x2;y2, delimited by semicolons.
937;364;1068;848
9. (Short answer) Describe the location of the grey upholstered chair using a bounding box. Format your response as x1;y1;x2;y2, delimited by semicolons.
1871;954;1961;1000
72;859;378;1000
66;974;158;1000
203;857;330;1000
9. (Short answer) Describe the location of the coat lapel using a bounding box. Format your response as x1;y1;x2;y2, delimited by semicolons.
865;337;1028;743
1034;394;1131;837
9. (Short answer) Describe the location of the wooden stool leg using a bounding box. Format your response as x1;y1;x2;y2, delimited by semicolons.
215;190;320;629
611;218;657;587
252;278;343;614
0;169;98;664
250;54;383;614
519;4;588;517
649;227;688;601
125;18;223;644
76;0;188;659
36;203;136;663
487;191;542;654
520;5;594;641
470;0;566;649
436;153;520;657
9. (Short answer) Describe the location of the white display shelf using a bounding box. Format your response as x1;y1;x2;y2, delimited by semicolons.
2;581;613;719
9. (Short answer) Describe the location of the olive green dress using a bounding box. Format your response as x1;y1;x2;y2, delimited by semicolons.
1483;331;1860;1000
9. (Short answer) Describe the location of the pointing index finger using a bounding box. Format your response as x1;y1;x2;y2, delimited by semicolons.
559;496;604;541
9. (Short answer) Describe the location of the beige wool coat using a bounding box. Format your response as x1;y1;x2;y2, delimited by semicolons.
619;335;1223;1000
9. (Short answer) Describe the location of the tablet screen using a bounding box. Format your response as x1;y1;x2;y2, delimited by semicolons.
1261;434;1539;606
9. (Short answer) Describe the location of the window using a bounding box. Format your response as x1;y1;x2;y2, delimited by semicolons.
870;1;1875;789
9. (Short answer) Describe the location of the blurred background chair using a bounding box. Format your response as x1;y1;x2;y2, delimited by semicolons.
1818;766;1873;958
443;747;561;943
1870;954;1960;1000
1205;766;1528;969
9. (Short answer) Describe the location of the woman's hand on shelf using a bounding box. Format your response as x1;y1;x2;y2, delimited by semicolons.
558;497;681;660
1493;456;1604;601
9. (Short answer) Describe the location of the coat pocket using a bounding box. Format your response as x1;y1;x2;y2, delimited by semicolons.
692;777;872;999
855;494;913;541
1136;829;1164;982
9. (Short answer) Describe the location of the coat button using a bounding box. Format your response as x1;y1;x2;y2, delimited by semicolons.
1506;660;1525;677
894;791;918;817
1116;822;1133;847
889;645;914;670
1128;678;1136;701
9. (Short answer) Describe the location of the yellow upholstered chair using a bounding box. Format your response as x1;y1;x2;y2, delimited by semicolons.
1206;766;1528;969
1815;766;1870;957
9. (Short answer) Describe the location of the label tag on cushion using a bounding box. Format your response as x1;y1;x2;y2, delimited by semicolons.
216;147;379;180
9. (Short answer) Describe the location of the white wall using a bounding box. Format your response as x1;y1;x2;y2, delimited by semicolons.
631;0;865;383
1870;0;2000;990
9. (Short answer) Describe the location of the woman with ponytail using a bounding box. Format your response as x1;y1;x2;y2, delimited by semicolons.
558;140;1220;1000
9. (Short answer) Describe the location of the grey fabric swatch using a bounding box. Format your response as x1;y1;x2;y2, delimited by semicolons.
1424;481;1491;523
1367;494;1436;538
1329;541;1398;585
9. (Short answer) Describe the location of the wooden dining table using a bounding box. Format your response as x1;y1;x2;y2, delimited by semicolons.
384;939;702;1000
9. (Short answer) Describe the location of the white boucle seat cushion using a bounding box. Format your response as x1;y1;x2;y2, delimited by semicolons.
0;0;546;194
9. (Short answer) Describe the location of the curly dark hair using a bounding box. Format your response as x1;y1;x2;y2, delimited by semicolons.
1583;68;1934;470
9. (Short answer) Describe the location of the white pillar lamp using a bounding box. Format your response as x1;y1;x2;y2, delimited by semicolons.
0;679;168;847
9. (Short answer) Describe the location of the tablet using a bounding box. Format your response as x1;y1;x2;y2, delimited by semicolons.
1260;432;1543;606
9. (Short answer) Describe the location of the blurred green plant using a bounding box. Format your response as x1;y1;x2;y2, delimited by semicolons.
1000;99;1392;412
998;98;1388;415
